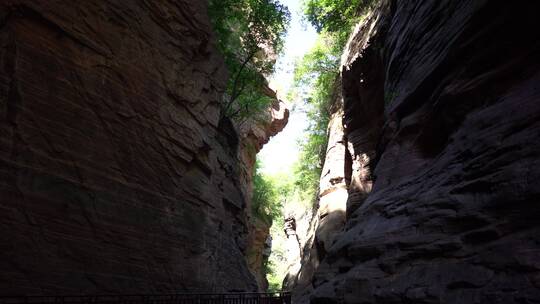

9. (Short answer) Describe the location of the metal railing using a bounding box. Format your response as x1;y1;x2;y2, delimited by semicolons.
0;293;291;304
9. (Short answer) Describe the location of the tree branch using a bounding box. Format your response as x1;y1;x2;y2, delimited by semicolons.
224;49;258;114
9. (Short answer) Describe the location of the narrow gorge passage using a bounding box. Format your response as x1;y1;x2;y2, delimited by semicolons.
1;1;539;304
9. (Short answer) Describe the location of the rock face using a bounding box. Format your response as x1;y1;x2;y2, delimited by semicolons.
315;87;348;262
0;0;287;295
242;92;289;291
294;1;540;303
239;89;289;204
246;218;271;291
284;85;349;301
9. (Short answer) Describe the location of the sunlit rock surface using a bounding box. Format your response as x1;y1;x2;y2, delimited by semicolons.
284;84;350;302
293;1;540;303
0;0;287;294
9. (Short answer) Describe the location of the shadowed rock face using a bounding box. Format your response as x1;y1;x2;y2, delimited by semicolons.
294;0;540;303
0;0;287;295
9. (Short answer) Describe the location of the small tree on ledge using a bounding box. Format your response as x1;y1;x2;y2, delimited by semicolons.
209;0;290;123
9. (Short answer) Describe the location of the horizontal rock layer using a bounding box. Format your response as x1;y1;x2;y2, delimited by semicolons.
0;0;288;295
242;92;289;291
296;0;540;303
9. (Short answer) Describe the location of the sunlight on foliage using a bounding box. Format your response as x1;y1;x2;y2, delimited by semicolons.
252;0;376;292
265;257;284;292
288;33;341;205
289;0;375;205
302;0;374;33
252;164;294;292
208;0;290;122
252;161;284;226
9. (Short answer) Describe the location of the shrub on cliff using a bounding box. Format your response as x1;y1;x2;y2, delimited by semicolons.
208;0;290;122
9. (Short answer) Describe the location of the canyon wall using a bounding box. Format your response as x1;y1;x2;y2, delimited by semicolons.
0;0;286;294
243;89;289;291
293;0;540;303
283;84;348;301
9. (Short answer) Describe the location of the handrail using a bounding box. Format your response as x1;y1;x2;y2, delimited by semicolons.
0;293;292;304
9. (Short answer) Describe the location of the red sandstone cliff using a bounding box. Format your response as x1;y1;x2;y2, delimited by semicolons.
291;1;540;303
242;91;289;291
0;0;287;294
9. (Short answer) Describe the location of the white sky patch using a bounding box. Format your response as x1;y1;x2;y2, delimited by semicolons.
259;0;318;175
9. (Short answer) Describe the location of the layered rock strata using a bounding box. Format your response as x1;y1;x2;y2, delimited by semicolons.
242;90;289;291
0;0;287;295
294;1;540;303
246;218;272;291
284;85;349;301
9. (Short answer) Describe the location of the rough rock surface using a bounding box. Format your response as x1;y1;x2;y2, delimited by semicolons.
295;1;540;303
0;0;287;295
242;93;289;291
246;218;271;291
283;86;348;301
239;91;289;203
316;88;348;260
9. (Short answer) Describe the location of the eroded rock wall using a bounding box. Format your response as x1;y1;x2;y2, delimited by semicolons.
296;1;540;303
0;0;286;295
284;84;348;302
242;90;289;291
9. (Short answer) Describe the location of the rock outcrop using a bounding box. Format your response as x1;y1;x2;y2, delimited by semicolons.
246;218;272;291
242;90;289;291
239;88;289;204
284;83;349;301
0;0;287;295
293;1;540;303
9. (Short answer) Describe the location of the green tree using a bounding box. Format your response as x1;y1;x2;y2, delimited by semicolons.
288;33;343;203
302;0;373;33
302;0;376;56
252;164;294;292
208;0;290;121
288;0;377;204
252;161;285;225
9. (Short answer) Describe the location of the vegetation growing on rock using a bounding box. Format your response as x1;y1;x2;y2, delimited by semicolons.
251;163;294;291
288;0;376;202
303;0;374;33
211;0;376;292
252;161;290;226
208;0;290;122
254;0;377;292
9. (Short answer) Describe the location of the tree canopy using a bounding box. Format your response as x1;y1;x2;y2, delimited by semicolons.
302;0;373;33
208;0;290;121
289;34;341;201
252;161;292;226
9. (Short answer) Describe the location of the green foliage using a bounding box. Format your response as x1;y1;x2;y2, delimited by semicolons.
288;33;343;203
293;35;340;88
264;257;284;292
249;0;378;292
302;0;373;33
252;163;295;291
208;0;290;121
289;0;376;204
302;0;376;56
252;161;290;226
